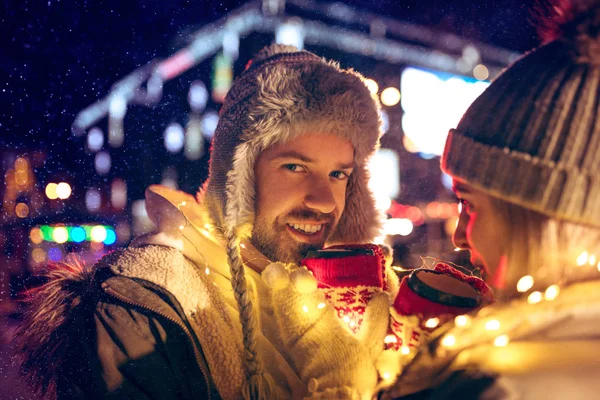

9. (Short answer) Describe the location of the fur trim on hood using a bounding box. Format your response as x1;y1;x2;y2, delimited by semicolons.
13;258;96;398
202;44;383;242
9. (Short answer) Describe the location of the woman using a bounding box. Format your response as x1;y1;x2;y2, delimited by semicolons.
385;1;600;398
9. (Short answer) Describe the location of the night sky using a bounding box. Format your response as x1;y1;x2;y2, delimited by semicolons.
2;0;539;198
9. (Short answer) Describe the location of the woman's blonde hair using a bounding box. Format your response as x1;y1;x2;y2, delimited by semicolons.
489;196;600;296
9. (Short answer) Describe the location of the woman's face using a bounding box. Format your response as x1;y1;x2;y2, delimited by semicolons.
452;179;510;286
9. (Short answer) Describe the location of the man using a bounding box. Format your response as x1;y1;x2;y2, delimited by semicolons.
16;44;384;399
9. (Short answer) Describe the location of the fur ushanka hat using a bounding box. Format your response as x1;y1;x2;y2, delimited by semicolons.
200;44;383;398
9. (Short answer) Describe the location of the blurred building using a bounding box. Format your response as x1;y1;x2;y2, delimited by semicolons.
3;0;518;311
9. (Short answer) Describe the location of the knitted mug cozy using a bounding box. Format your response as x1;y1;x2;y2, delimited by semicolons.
301;244;387;334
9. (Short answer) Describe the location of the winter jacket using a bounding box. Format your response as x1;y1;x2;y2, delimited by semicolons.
383;279;600;399
16;187;305;399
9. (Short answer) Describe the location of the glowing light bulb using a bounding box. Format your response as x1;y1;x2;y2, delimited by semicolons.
493;334;509;347
589;254;597;266
302;305;309;313
516;275;534;292
441;334;456;348
382;372;391;380
454;247;461;252
527;291;543;304
240;243;246;249
179;225;184;230
52;227;69;244
384;334;397;344
205;268;210;275
342;315;351;324
400;346;411;355
485;320;500;331
544;285;560;301
454;315;470;327
577;251;589;266
317;302;326;309
181;201;187;206
425;318;440;329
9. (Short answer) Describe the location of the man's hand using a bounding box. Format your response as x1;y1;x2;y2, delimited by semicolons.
262;262;390;399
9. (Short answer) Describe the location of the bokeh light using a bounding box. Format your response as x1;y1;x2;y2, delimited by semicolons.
364;79;379;95
45;183;58;199
56;182;72;199
70;226;86;243
381;87;401;106
15;202;29;218
48;247;63;262
103;228;117;245
52;226;69;244
29;228;43;244
91;225;107;242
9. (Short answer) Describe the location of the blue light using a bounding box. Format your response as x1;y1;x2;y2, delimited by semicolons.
48;247;62;262
71;227;86;243
103;229;117;245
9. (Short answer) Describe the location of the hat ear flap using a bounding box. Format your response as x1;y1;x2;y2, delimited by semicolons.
328;164;382;244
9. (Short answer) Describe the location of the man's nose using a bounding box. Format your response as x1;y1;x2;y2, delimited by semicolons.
304;179;336;214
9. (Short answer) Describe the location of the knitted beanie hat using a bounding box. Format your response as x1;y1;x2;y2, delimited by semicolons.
441;2;600;228
199;44;383;398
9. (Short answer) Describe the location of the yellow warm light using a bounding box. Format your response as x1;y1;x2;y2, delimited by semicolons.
577;251;589;266
15;202;29;218
205;268;210;275
317;302;326;309
31;248;46;263
454;247;461;252
45;183;58;200
527;291;543;304
381;87;401;106
342;315;351;323
425;317;440;329
302;305;309;313
441;334;456;348
382;372;392;381
400;346;411;355
454;315;470;327
473;64;489;80
485;320;500;331
589;254;597;266
30;228;43;244
53;227;69;244
493;334;509;347
516;275;534;292
90;225;107;242
384;334;398;344
56;182;72;199
544;285;560;301
364;79;379;95
179;225;185;230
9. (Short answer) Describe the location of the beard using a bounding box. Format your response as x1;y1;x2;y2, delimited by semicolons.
251;208;335;264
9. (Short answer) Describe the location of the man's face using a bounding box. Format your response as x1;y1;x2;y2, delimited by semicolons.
252;134;355;264
452;179;510;282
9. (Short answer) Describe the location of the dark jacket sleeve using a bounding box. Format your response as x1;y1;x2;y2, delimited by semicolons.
57;296;209;400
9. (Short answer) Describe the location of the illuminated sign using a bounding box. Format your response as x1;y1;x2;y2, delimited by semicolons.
400;67;490;157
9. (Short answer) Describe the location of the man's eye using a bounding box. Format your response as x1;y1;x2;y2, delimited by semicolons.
283;164;306;173
330;171;349;180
